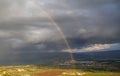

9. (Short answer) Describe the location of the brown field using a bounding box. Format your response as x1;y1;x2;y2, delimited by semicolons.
110;74;120;76
33;70;64;76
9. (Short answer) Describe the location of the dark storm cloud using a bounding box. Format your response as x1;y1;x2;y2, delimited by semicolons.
51;0;120;44
0;0;120;64
0;0;120;44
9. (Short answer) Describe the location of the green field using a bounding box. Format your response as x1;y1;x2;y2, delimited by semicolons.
0;65;120;76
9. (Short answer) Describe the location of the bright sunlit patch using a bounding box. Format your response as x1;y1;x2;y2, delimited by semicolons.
82;44;111;51
62;43;120;53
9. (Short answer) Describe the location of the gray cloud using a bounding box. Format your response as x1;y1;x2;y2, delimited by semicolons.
0;0;120;65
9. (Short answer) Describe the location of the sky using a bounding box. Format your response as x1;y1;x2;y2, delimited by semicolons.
0;0;120;65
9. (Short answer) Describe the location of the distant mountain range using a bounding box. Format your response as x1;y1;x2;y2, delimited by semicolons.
73;50;120;61
0;50;120;66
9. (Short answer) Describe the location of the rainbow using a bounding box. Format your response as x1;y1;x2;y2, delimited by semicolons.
31;0;76;70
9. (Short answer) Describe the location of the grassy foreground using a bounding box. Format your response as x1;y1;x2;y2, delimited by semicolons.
0;65;120;76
